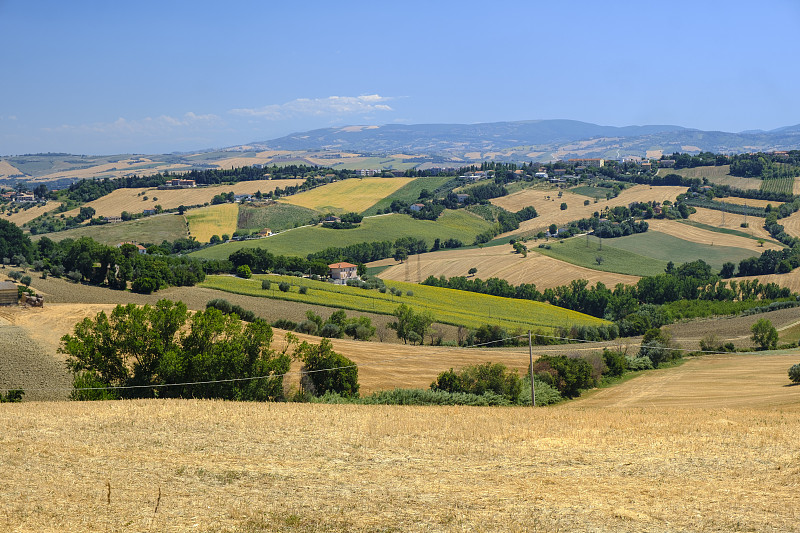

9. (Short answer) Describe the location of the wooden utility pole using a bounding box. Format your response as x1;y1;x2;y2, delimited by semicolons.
528;330;535;407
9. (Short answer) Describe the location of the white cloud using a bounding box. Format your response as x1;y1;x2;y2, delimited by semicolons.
44;112;220;135
230;95;394;120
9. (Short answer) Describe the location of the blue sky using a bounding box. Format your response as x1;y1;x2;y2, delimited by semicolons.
1;0;799;155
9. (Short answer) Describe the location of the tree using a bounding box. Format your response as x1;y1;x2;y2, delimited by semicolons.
236;265;252;279
20;275;31;287
388;304;434;345
789;364;800;383
560;202;567;210
60;300;290;401
751;318;778;350
296;338;359;398
468;267;478;276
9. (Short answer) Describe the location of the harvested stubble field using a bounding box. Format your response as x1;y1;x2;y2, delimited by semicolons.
781;209;800;239
491;185;687;237
658;165;762;190
279;177;415;213
33;159;194;183
59;179;304;218
371;245;641;289
3;201;61;226
688;206;773;241
0;159;23;179
2;398;799;532
645;219;783;252
731;273;800;294
186;203;239;243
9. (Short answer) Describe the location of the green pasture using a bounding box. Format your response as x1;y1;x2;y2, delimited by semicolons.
237;203;318;232
190;210;494;260
30;214;188;246
535;231;761;276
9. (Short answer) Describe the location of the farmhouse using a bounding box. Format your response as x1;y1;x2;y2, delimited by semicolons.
456;194;470;203
233;194;252;203
409;203;425;212
322;215;341;225
0;281;17;306
568;158;605;167
329;262;358;284
14;193;35;203
103;216;122;223
258;228;273;237
166;178;196;188
534;171;548;179
659;159;676;167
116;242;147;254
142;209;156;216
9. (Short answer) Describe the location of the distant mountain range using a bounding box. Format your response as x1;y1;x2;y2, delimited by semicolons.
3;119;800;185
246;119;800;161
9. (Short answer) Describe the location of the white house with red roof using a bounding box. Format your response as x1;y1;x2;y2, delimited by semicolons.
329;262;358;284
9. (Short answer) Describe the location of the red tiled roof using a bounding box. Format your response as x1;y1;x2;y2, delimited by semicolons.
329;262;357;269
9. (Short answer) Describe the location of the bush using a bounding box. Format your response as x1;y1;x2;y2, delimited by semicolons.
131;277;158;294
751;318;778;350
298;286;308;295
70;371;117;401
279;282;290;292
0;389;24;402
789;364;800;383
533;355;594;398
602;349;627;377
272;318;297;331
20;275;31;287
296;338;359;398
236;264;252;279
320;322;342;338
261;279;271;290
431;362;522;403
625;356;654;371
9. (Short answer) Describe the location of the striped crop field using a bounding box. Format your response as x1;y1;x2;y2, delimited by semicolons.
280;177;415;213
186;203;239;243
199;274;608;332
760;176;795;195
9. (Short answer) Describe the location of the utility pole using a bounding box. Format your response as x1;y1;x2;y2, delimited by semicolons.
528;330;535;407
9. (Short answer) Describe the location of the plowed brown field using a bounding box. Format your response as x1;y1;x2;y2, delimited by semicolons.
59;179;303;218
492;185;687;236
372;245;640;289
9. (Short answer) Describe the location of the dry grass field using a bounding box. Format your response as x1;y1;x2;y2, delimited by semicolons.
210;150;295;169
732;272;800;294
59;179;303;218
31;159;193;183
371;245;640;289
780;209;800;239
646;219;782;252
1;394;799;532
492;185;687;236
2;200;61;225
688;206;773;241
658;165;762;190
714;196;781;208
280;177;415;213
577;350;800;408
186;204;239;243
0;160;23;179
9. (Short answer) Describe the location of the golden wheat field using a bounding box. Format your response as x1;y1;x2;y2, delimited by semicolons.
0;160;22;179
1;395;799;532
279;177;415;213
732;272;800;294
59;179;304;218
780;209;800;239
646;219;783;251
491;185;687;236
2;201;61;225
185;203;240;243
371;245;641;289
210;150;295;169
687;207;773;241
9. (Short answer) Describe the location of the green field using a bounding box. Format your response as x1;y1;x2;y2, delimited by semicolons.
361;176;455;215
237;203;318;232
760;176;795;195
570;186;613;199
200;274;609;332
190;210;494;260
30;214;188;246
535;232;761;276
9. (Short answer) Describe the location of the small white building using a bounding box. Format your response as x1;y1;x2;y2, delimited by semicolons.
409;203;425;212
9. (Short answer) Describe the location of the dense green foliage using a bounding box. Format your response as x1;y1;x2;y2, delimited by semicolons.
296;338;359;398
533;355;595;398
60;300;291;400
751;319;778;350
431;362;522;403
788;364;800;383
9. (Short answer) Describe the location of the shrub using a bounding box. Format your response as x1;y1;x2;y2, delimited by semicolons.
8;270;22;281
70;371;117;401
298;286;308;295
296;338;359;398
431;362;522;403
625;356;654;371
261;279;271;290
533;355;594;398
279;282;290;292
131;277;158;294
236;264;252;279
20;275;31;287
272;318;297;331
789;364;800;383
297;320;319;335
320;322;342;338
602;349;627;377
751;318;778;350
0;389;24;402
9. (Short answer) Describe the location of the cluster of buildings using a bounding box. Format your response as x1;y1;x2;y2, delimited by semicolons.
1;191;43;203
